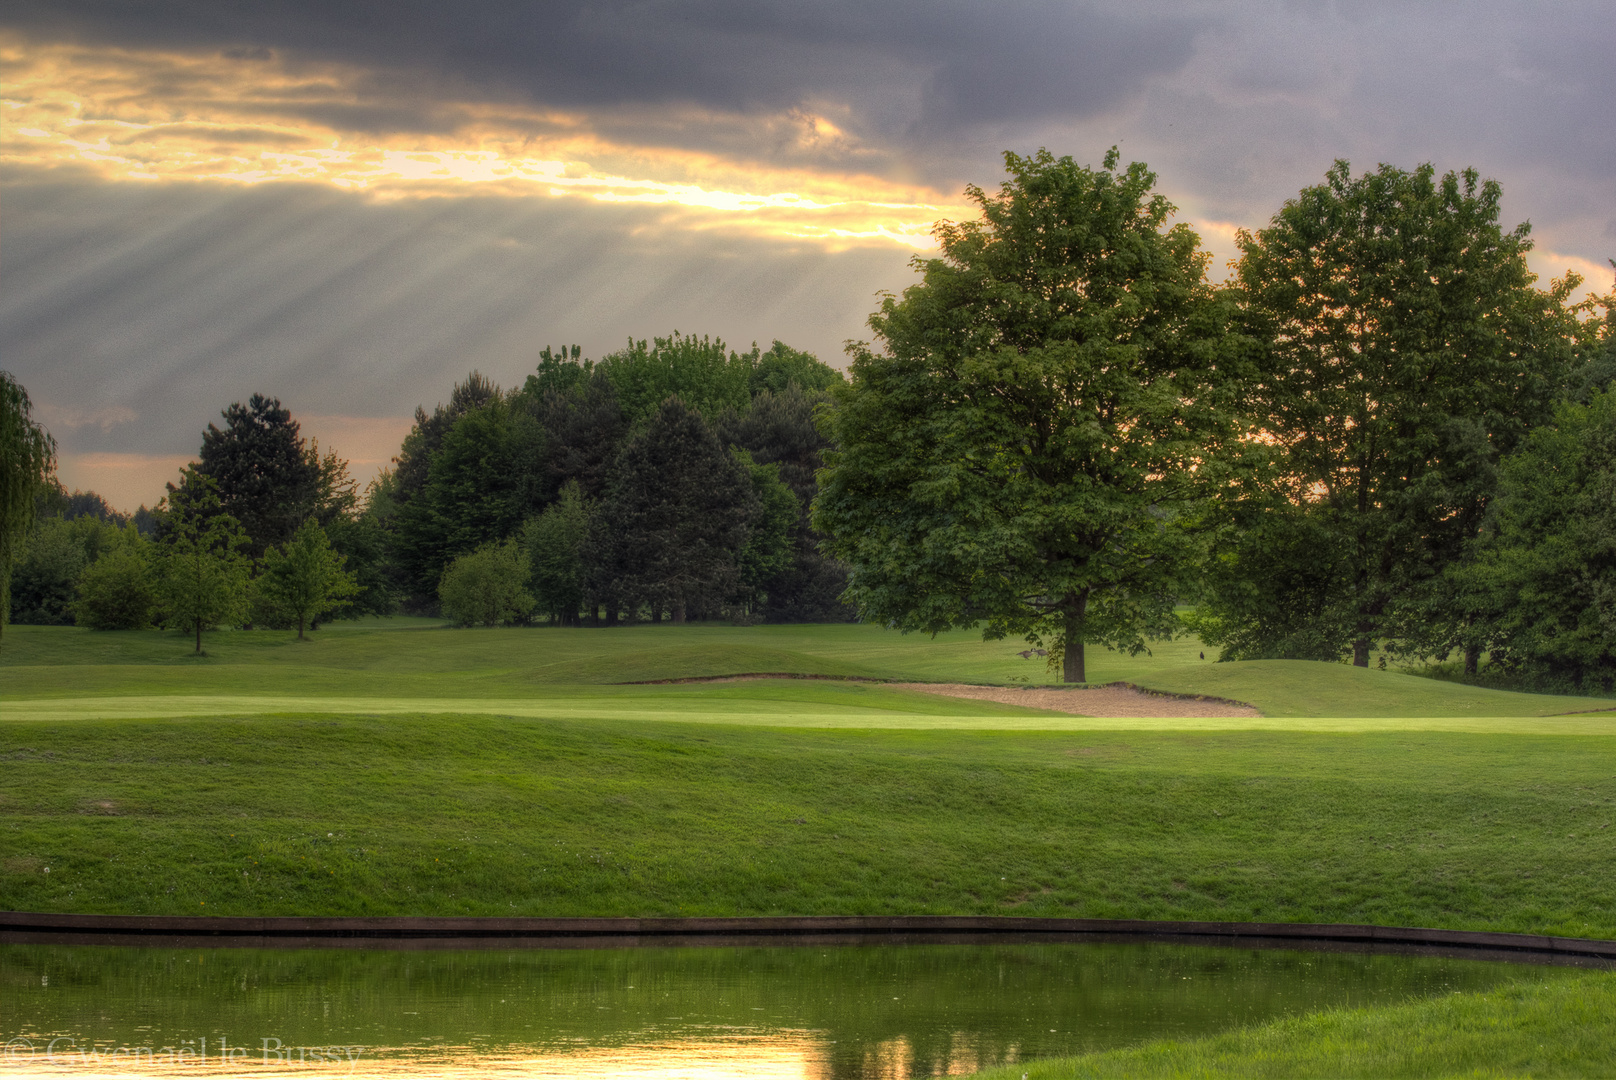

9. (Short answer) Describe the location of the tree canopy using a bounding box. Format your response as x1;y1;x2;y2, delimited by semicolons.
1202;161;1582;666
816;148;1241;681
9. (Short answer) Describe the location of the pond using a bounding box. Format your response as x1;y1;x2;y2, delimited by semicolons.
0;938;1582;1077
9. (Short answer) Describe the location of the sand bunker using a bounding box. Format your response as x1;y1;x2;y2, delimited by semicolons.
889;682;1261;718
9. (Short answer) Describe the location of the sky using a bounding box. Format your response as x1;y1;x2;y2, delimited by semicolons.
3;0;1613;512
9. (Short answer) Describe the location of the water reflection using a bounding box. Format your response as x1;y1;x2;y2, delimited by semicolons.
1;940;1573;1078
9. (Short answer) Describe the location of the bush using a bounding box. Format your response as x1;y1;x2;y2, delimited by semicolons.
438;539;534;627
75;543;156;630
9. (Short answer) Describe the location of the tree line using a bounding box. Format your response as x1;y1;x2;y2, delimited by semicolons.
1;333;851;651
3;151;1612;690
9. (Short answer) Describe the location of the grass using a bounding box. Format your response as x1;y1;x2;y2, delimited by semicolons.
2;620;1611;719
5;621;1616;1077
973;973;1616;1079
3;712;1616;938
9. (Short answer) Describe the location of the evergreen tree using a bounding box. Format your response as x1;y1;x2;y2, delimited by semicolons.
155;471;252;653
732;453;799;617
718;384;853;621
393;395;546;606
258;520;361;640
530;366;625;501
391;371;501;509
187;394;321;558
591;397;757;623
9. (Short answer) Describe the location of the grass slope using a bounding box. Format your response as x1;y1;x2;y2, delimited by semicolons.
3;713;1615;937
973;973;1616;1079
2;621;1610;718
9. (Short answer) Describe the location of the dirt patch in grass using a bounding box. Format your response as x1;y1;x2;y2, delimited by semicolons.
889;682;1262;718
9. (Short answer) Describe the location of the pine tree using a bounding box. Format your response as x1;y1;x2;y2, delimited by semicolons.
591;398;756;623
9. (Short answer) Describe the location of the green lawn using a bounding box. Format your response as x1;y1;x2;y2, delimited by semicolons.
1;620;1610;720
4;621;1614;1078
973;973;1616;1079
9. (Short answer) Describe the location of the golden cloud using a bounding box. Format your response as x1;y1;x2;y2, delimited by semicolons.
0;34;970;248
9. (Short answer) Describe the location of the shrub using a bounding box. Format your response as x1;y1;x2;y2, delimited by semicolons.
438;539;534;627
75;542;156;630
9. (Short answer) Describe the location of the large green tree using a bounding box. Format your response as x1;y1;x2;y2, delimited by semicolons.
815;149;1239;682
1205;161;1583;666
155;472;252;653
1;371;55;646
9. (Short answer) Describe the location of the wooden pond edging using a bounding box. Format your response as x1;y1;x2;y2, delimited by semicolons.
3;911;1615;964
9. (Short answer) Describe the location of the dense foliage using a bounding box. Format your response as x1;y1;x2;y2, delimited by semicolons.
1200;162;1581;668
816;149;1243;681
3;151;1610;683
1;369;55;646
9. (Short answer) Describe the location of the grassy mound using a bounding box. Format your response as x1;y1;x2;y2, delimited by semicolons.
973;973;1616;1079
4;712;1615;936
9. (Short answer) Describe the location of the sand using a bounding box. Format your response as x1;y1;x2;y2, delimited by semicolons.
887;682;1262;718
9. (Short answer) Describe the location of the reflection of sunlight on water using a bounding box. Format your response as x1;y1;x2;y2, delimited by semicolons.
3;1033;835;1079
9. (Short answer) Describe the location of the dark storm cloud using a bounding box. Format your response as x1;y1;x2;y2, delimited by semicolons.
0;175;912;459
2;0;1202;134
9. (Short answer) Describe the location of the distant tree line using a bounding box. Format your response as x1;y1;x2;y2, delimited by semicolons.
1;333;851;649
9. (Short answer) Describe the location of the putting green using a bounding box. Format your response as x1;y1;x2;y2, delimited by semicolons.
4;689;1615;733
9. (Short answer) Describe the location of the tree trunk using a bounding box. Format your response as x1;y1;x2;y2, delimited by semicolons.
195;619;203;654
297;613;307;641
1353;637;1370;667
671;601;686;625
1464;644;1480;677
1061;590;1090;684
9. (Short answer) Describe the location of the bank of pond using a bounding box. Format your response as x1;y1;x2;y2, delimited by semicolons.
4;937;1612;1077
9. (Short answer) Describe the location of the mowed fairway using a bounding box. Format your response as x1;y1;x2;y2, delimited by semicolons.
2;621;1615;937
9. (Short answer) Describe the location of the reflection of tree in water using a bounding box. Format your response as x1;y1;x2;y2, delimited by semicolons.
2;941;1557;1078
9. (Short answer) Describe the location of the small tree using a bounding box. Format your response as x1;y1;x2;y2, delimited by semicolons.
439;539;535;627
155;471;252;653
733;453;799;616
1;371;56;648
75;525;157;630
258;520;361;640
524;482;591;625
